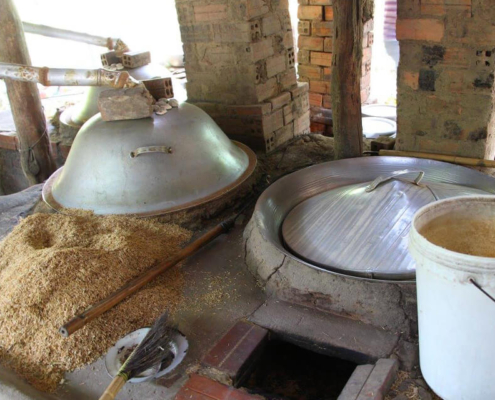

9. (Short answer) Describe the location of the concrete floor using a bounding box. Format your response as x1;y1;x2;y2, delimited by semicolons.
0;189;265;400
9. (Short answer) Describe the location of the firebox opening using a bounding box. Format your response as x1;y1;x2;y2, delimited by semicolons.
242;339;357;400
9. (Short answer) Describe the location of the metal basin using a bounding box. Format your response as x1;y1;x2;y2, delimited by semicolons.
43;102;256;216
251;157;495;281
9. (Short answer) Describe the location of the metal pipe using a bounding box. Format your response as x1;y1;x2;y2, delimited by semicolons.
0;62;140;88
22;21;128;51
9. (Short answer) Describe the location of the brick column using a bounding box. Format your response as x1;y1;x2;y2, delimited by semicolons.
176;0;310;153
396;0;495;159
296;1;373;135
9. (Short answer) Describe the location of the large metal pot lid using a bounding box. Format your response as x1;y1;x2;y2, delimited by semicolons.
282;169;491;280
43;102;257;216
362;104;397;120
362;117;396;138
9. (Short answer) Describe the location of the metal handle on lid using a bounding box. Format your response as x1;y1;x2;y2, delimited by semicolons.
365;169;425;192
130;146;173;158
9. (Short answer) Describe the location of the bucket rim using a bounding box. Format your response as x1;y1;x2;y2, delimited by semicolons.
410;195;495;274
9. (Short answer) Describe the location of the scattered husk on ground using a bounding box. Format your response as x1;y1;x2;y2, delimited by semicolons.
0;211;192;392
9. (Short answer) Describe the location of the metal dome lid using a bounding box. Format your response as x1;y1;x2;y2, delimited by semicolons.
43;102;256;216
282;169;491;280
61;64;169;127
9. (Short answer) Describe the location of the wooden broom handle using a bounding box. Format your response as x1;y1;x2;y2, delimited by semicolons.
59;218;234;337
99;375;127;400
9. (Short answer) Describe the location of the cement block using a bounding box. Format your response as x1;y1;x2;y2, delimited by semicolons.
98;87;154;122
337;365;374;400
357;359;399;400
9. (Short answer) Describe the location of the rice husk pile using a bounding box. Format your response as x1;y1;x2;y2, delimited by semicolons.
0;212;191;392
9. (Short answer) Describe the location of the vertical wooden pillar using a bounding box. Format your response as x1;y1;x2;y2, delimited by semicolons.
331;0;368;159
0;0;56;184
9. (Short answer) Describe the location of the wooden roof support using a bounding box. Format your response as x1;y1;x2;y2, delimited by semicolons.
0;0;56;185
331;0;373;159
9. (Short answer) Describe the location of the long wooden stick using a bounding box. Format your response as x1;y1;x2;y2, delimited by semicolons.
59;219;234;337
379;150;495;168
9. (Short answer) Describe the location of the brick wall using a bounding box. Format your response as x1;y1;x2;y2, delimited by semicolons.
296;1;373;135
396;0;495;159
176;0;310;152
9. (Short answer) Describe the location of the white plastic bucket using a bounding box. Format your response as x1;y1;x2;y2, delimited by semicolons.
409;196;495;400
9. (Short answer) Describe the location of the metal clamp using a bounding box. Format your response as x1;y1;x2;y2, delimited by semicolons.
130;146;173;158
470;278;495;304
365;169;425;192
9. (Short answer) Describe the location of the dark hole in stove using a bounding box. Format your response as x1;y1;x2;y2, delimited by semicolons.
242;340;357;400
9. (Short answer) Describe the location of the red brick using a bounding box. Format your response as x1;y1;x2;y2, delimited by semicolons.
323;94;332;108
294;110;311;135
269;91;291;110
298;36;324;51
309;92;323;106
266;54;286;78
310;80;331;94
324;5;334;20
298;5;323;20
298;49;310;64
290;81;309;98
227;103;272;116
311;51;332;66
396;18;444;42
322;67;332;80
309;0;332;4
312;20;333;36
194;3;228;22
202;322;269;386
298;64;322;80
298;20;311;35
279;68;298;90
250;38;274;62
283;104;294;124
311;121;326;132
401;70;419;90
0;132;19;151
176;375;263;400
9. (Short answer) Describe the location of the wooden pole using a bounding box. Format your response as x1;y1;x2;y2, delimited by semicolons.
331;0;370;159
0;0;56;184
379;149;495;168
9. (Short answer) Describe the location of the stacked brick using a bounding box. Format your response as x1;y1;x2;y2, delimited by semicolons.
175;0;310;152
396;0;495;159
296;1;373;135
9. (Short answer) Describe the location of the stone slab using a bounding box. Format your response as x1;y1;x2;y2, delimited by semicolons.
249;299;400;365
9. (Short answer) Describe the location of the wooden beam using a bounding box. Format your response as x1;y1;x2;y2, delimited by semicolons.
331;0;369;159
0;0;56;184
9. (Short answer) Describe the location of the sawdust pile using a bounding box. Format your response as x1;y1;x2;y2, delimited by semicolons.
0;212;192;392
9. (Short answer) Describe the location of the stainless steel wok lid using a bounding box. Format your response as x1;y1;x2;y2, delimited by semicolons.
251;157;495;281
282;169;489;279
43;102;256;216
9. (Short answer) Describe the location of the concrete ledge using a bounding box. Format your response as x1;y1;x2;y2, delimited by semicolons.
249;299;400;365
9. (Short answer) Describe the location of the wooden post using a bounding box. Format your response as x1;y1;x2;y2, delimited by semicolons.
0;0;56;184
331;0;370;159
